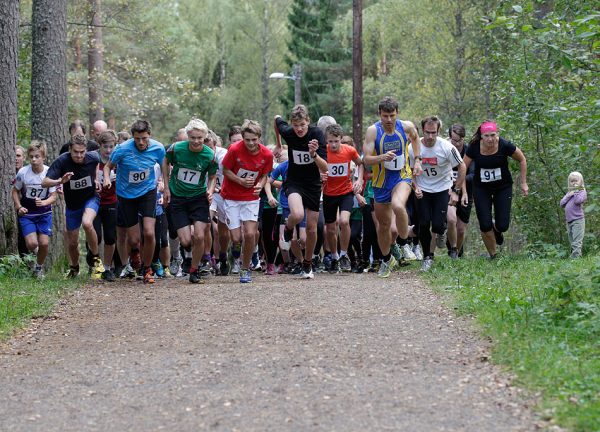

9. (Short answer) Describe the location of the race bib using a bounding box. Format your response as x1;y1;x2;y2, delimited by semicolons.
25;185;46;199
177;168;202;185
237;168;258;180
452;170;458;181
97;170;116;184
327;163;348;177
480;167;502;183
384;154;405;171
128;169;149;184
422;166;439;177
70;176;92;190
292;150;313;165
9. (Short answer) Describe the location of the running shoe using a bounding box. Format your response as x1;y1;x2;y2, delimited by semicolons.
412;244;423;261
231;258;241;274
143;267;155;284
181;257;192;275
189;269;205;284
199;260;212;275
299;267;314;279
436;230;447;249
120;263;136;279
101;268;116;282
390;243;402;261
322;254;332;272
152;261;165;278
277;263;286;274
368;260;380;273
329;258;339;274
401;244;417;261
291;263;303;275
219;260;230;276
239;269;252;283
421;256;434;272
449;248;459;260
377;256;398;278
65;265;80;279
265;263;276;275
251;252;261;271
339;255;352;272
32;265;45;280
130;249;142;270
91;257;104;280
169;256;183;276
163;267;173;278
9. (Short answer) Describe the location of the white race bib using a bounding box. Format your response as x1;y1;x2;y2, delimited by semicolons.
480;167;502;183
128;169;149;184
177;168;202;185
327;163;348;177
237;168;258;180
292;150;313;165
452;170;458;181
384;154;404;171
70;176;92;190
25;186;46;199
97;170;116;185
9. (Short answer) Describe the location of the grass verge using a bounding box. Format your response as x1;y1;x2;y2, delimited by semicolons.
422;254;600;432
0;254;84;341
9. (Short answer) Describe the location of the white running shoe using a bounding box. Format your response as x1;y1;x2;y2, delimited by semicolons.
231;259;241;274
412;244;423;261
421;256;434;272
401;244;417;261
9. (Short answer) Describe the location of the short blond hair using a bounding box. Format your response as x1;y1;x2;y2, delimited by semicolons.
185;118;208;134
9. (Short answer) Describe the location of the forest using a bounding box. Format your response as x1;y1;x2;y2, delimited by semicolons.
1;0;598;254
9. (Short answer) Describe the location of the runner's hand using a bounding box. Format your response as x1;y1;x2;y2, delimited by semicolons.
461;193;469;207
449;191;458;206
240;177;255;188
414;187;423;199
308;139;319;154
521;182;529;197
382;151;396;162
102;175;111;189
62;172;74;184
206;191;213;205
352;179;363;194
268;197;278;207
17;206;28;216
162;188;170;207
35;198;44;207
356;194;367;207
253;184;262;196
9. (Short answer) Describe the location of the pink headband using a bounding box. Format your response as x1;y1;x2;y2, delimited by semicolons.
480;122;498;134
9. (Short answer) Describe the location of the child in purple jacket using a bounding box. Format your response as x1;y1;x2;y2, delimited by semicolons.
560;171;587;258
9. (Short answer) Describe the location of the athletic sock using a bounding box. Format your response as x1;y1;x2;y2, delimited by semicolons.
397;237;408;246
169;238;181;259
331;252;339;260
382;253;392;262
183;249;192;259
232;243;241;259
340;250;347;257
283;227;293;242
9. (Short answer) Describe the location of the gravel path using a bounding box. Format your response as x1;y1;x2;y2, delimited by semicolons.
0;270;538;431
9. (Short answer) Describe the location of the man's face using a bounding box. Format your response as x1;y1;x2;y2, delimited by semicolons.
229;133;242;144
327;134;341;152
15;149;24;170
422;121;439;147
379;110;397;129
28;150;44;167
70;143;87;164
243;132;260;153
450;132;464;150
100;140;116;158
291;119;309;138
187;129;207;152
133;131;151;151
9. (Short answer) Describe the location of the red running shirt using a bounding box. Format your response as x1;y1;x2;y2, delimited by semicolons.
220;140;273;201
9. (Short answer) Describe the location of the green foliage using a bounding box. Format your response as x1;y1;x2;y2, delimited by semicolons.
484;1;599;247
0;255;83;340
424;255;600;431
285;0;351;121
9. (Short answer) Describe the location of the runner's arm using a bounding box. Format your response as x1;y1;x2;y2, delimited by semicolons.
402;120;422;176
362;126;395;166
161;158;171;205
511;147;528;196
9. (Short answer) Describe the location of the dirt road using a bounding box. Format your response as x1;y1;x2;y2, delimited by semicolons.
0;271;537;431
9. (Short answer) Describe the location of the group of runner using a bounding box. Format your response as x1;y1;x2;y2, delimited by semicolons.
12;96;529;283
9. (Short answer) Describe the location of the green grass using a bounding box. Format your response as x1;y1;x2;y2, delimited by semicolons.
423;254;600;432
0;254;83;340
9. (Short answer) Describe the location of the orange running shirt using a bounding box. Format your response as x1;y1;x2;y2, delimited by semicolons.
324;144;359;196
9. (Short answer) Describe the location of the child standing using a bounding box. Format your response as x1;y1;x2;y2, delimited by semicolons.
560;171;587;258
12;141;57;278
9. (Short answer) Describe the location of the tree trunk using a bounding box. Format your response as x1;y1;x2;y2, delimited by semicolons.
0;0;20;256
32;0;68;268
352;0;363;150
87;0;104;124
260;0;270;141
